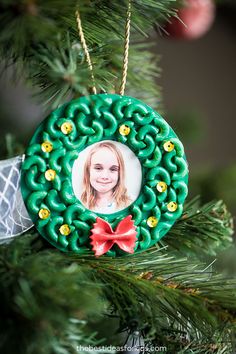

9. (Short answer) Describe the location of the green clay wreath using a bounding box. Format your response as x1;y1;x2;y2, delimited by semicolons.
21;94;188;256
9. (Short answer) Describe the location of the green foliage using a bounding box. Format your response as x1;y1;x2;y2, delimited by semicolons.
29;35;161;110
0;0;78;60
0;234;106;354
0;0;178;60
164;197;234;258
0;198;235;353
150;329;236;353
29;35;108;108
0;0;174;110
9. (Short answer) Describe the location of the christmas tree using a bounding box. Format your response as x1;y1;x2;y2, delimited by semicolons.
0;1;236;353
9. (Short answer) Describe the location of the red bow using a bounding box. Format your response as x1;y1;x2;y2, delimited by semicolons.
90;215;137;256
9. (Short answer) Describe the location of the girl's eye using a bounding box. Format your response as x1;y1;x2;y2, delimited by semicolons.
110;167;118;172
94;166;102;171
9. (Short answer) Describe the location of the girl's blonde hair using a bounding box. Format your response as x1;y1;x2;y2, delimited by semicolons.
81;142;131;210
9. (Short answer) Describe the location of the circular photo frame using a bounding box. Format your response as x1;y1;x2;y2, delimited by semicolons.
72;140;142;215
21;94;188;257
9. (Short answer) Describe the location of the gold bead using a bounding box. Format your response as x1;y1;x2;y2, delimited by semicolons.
61;122;73;135
45;169;56;181
156;181;167;193
38;208;50;219
167;201;178;212
59;224;71;236
163;141;174;152
147;216;158;228
119;124;130;136
41;141;53;153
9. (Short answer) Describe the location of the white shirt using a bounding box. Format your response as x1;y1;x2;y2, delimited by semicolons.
93;201;117;215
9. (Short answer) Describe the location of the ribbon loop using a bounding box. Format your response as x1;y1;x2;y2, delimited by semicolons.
0;155;33;244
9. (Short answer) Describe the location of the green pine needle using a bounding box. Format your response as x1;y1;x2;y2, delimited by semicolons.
164;197;234;258
0;0;178;62
0;195;235;354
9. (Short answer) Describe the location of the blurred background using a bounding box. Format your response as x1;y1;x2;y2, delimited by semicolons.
156;1;236;215
0;0;235;216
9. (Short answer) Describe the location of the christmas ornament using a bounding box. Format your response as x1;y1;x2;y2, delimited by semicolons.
165;0;215;40
21;93;188;256
1;1;189;256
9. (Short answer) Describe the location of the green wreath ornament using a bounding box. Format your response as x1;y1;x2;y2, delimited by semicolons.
21;94;188;256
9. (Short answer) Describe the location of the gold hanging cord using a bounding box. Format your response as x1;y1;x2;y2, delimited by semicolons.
119;0;131;95
75;0;132;96
75;10;97;95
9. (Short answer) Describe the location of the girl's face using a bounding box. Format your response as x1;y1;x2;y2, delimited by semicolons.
90;147;119;194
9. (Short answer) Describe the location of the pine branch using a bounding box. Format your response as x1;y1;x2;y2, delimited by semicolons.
29;35;161;110
150;327;235;353
0;228;235;353
111;41;162;110
0;235;106;354
82;252;236;329
164;197;234;258
28;34;115;109
0;0;173;111
0;0;178;62
0;0;77;61
29;37;94;108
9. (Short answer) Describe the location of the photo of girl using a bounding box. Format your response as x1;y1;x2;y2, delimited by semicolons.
80;142;132;213
72;140;142;214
